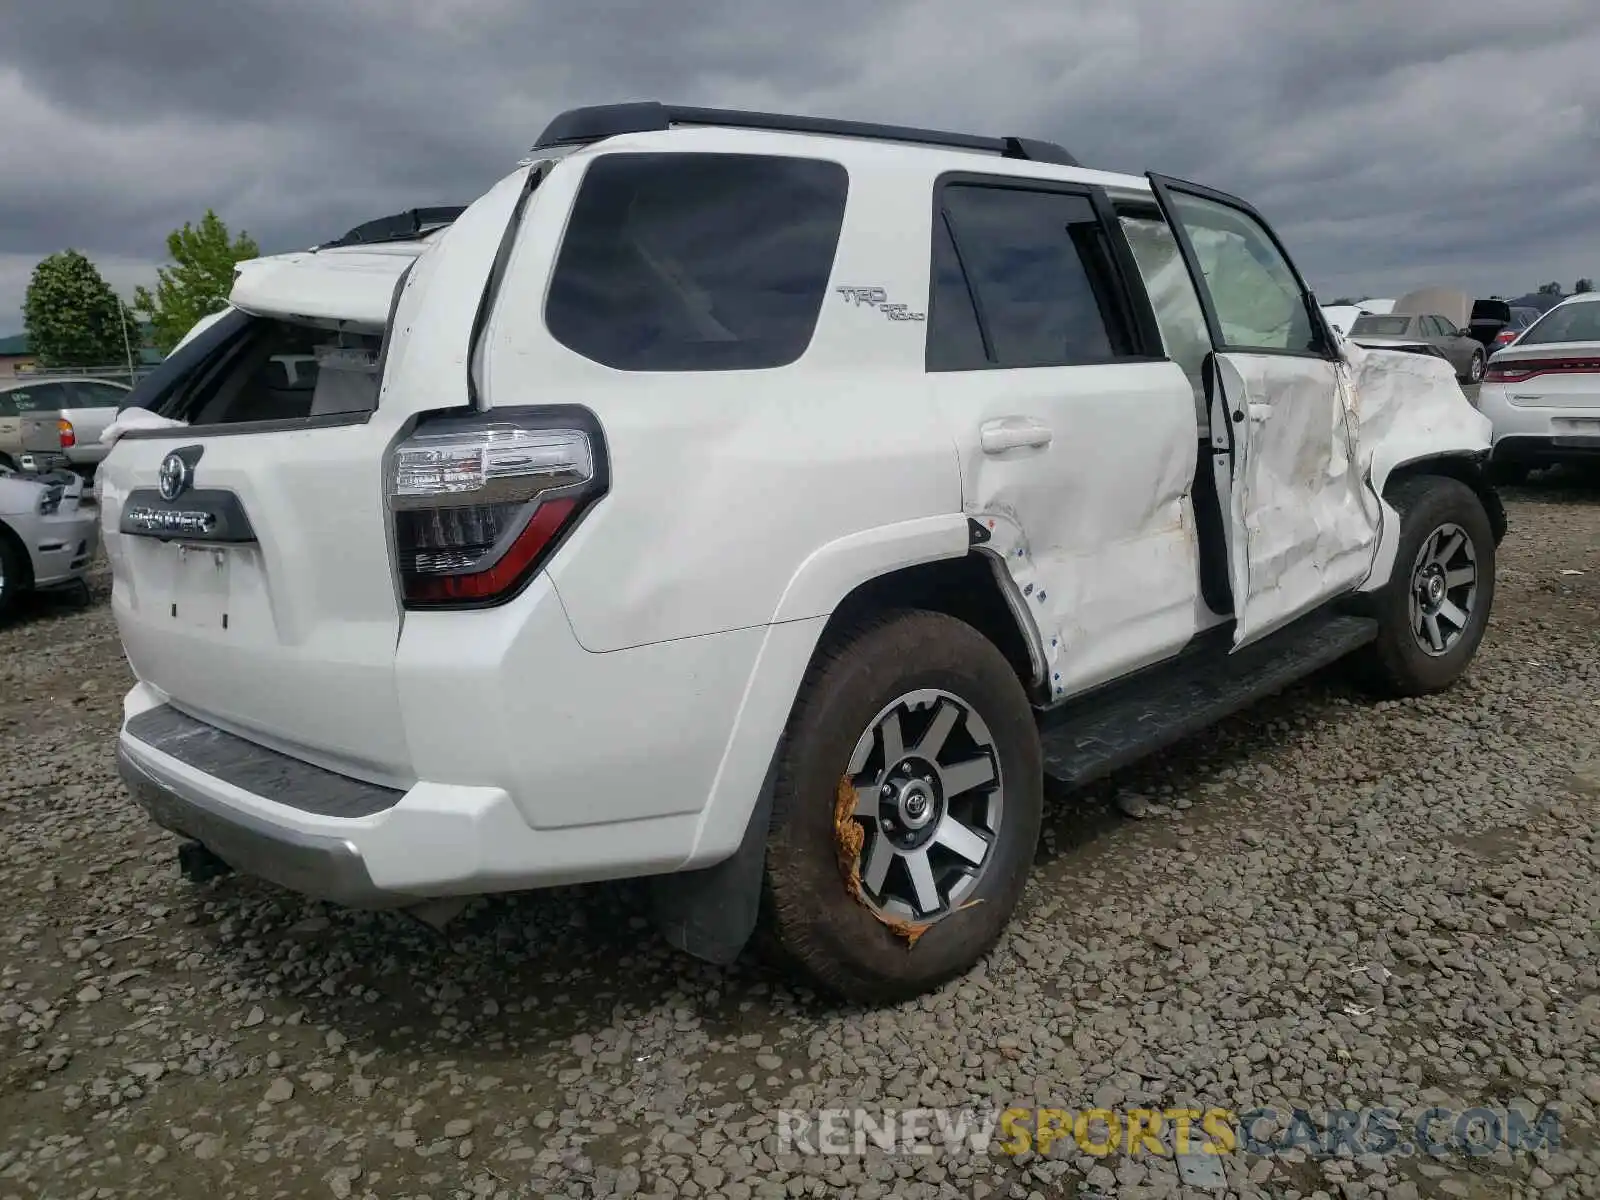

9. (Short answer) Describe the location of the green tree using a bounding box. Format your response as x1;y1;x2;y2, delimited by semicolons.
1538;281;1563;295
22;250;140;369
133;210;260;354
1576;278;1594;294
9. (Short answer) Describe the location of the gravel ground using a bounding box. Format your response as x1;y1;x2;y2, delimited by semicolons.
1;470;1597;1200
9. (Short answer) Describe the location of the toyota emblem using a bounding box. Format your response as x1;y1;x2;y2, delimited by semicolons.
157;452;192;501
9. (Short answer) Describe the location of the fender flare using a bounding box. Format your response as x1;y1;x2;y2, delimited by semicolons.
654;512;1044;965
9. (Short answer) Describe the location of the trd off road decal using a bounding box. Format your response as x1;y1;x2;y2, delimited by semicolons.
836;285;925;323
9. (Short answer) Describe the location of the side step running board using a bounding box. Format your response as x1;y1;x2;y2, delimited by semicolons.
1038;613;1379;789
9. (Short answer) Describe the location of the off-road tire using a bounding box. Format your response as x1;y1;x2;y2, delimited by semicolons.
760;610;1042;1005
1351;475;1495;697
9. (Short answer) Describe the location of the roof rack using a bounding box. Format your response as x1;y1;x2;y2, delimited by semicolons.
320;206;467;250
532;102;1079;167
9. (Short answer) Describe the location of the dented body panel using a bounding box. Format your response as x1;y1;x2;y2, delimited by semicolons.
936;359;1210;701
1342;340;1494;591
1211;353;1381;645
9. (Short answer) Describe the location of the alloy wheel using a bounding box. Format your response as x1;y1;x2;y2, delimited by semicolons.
846;689;1003;922
1409;522;1479;656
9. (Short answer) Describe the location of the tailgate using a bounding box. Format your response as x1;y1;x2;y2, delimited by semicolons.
100;166;535;781
19;412;62;455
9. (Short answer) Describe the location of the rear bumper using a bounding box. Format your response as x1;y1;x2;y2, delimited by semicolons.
117;738;387;906
1489;434;1600;463
115;681;714;906
1477;384;1600;463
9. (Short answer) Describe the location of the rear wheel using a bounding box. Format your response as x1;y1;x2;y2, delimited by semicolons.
1353;476;1495;697
1464;349;1486;384
761;610;1042;1004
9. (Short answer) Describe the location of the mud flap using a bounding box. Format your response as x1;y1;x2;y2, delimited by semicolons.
650;762;776;966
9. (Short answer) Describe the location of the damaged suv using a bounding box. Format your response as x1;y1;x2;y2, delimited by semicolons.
103;103;1504;1003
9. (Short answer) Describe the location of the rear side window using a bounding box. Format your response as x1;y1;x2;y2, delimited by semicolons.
929;183;1129;370
545;153;848;372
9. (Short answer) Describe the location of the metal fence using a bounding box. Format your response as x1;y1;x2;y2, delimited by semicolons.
14;364;158;385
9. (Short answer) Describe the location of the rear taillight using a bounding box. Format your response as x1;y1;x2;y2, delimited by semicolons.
1485;356;1600;383
386;407;605;608
1493;330;1516;346
57;419;75;448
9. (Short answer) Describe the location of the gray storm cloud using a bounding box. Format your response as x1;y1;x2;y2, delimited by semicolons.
2;0;1597;333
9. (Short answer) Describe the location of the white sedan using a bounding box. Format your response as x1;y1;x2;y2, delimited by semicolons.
1478;293;1600;481
0;464;101;617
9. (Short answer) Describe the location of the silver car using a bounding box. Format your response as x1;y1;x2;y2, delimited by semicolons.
1347;312;1488;384
0;463;101;616
0;376;131;474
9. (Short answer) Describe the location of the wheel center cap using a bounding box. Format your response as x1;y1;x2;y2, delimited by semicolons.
896;780;936;830
1427;575;1445;604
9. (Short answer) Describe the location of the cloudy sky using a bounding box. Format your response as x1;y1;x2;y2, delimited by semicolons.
3;0;1598;336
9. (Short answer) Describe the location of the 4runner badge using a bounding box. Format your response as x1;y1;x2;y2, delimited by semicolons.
158;452;193;501
836;285;925;323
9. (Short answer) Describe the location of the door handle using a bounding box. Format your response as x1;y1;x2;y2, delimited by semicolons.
980;417;1053;454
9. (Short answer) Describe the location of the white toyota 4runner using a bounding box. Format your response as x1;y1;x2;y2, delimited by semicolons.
103;103;1505;1003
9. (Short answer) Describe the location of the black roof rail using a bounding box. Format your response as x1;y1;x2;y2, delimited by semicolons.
320;206;467;250
532;102;1079;167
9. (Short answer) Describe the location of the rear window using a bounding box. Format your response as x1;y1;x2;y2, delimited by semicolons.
1351;316;1411;335
158;319;382;426
545;152;848;372
1518;302;1600;346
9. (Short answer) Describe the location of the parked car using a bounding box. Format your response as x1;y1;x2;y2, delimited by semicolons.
103;102;1502;1003
0;461;100;617
1478;292;1600;481
1347;312;1487;383
1487;305;1543;352
1320;304;1372;336
0;378;78;470
14;377;133;477
1467;299;1542;354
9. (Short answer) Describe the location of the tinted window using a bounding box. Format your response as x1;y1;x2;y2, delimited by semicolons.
1351;316;1411;336
935;184;1126;368
1167;192;1318;354
1518;301;1600;346
926;213;988;371
546;153;848;372
174;322;382;425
